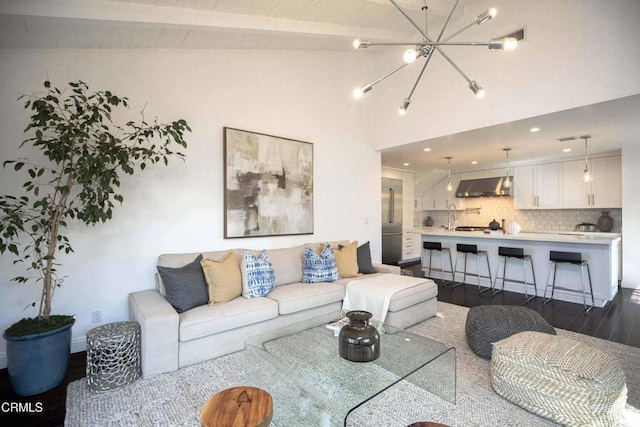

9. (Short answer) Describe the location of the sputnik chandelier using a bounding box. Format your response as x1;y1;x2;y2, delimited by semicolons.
352;0;518;114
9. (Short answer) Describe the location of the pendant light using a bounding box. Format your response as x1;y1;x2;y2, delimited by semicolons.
503;148;512;188
446;157;453;192
582;136;592;182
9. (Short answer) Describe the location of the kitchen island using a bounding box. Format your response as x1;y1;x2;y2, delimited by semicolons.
420;230;621;308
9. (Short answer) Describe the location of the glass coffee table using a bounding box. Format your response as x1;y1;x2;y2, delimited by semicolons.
245;315;456;426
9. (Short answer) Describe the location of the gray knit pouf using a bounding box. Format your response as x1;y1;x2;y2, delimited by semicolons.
491;331;627;426
465;305;555;360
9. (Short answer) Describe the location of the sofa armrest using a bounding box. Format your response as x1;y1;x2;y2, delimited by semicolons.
129;290;180;379
372;263;401;275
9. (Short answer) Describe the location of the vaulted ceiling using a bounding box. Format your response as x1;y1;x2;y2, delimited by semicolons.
1;0;639;175
0;0;460;50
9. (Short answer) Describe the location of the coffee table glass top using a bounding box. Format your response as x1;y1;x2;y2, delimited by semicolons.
245;316;456;426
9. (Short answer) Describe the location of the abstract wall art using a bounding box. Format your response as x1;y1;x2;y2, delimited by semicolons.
223;127;313;238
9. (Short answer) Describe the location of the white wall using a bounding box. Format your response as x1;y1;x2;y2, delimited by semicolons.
622;141;640;289
0;49;381;367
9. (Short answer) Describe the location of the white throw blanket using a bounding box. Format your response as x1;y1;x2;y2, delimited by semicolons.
342;275;427;324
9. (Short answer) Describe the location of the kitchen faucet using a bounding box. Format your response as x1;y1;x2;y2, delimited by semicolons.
447;203;457;231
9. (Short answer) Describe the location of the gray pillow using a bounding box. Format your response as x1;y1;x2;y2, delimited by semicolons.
157;254;208;313
357;241;376;274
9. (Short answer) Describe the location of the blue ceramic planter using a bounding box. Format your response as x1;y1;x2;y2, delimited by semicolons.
4;321;74;396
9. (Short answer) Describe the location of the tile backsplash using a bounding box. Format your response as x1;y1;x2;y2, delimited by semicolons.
418;197;621;233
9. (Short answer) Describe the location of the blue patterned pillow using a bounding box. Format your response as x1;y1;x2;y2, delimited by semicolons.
243;250;276;298
302;244;340;283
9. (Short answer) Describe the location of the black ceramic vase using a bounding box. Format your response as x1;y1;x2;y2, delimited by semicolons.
339;311;380;362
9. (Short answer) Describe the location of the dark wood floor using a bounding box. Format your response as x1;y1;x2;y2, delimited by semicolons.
1;351;86;426
403;261;640;348
2;263;639;426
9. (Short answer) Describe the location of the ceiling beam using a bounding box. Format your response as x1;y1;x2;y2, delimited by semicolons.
0;0;414;42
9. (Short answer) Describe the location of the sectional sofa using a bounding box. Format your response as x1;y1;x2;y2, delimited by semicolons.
129;240;437;378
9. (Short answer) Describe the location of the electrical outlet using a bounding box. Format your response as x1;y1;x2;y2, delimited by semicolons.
91;310;101;323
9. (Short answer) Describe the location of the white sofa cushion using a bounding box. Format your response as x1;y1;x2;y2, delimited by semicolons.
179;296;278;342
265;245;304;286
387;278;438;312
267;282;346;315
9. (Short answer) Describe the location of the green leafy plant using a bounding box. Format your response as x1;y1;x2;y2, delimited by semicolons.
0;80;190;336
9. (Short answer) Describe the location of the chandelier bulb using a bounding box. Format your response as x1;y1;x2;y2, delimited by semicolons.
353;84;373;99
503;37;518;51
403;49;418;64
503;177;512;189
353;39;369;49
446;181;453;192
476;8;497;24
584;169;592;183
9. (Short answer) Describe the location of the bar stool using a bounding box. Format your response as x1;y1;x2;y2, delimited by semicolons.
422;241;454;286
452;243;492;293
543;251;594;312
492;246;537;302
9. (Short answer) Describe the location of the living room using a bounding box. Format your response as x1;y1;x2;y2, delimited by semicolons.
1;0;640;425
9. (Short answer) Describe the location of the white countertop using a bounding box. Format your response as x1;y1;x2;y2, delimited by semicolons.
420;229;621;245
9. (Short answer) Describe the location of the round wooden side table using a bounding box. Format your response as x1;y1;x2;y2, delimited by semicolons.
201;386;273;427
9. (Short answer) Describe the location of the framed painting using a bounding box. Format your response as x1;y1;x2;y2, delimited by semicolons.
223;127;314;238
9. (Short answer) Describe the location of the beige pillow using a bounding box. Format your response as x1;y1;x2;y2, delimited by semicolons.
200;251;242;304
332;240;359;278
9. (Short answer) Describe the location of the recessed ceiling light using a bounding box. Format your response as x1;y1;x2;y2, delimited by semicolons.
530;127;540;132
563;148;571;152
403;162;410;166
471;161;478;165
423;148;431;152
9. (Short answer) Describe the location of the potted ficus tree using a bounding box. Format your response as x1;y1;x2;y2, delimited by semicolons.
0;80;190;396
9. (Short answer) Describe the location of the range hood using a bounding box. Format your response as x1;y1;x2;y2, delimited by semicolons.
455;176;513;198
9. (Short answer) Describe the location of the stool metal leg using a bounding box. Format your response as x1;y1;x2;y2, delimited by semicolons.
492;256;505;295
528;256;538;301
452;252;462;288
447;249;454;286
543;261;556;305
463;253;468;285
478;252;491;293
544;260;593;311
437;248;454;287
581;262;594;312
423;248;454;286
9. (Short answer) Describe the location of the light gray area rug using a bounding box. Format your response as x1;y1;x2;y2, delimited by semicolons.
65;302;640;426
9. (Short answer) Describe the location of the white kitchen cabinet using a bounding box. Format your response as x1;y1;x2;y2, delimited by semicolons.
414;194;422;212
514;163;562;209
591;157;622;208
402;172;415;228
402;231;416;261
433;179;449;210
421;189;434;210
412;232;423;259
562;156;621;209
423;174;465;211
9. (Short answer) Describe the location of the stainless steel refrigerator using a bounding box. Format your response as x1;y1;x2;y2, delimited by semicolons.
382;178;403;264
